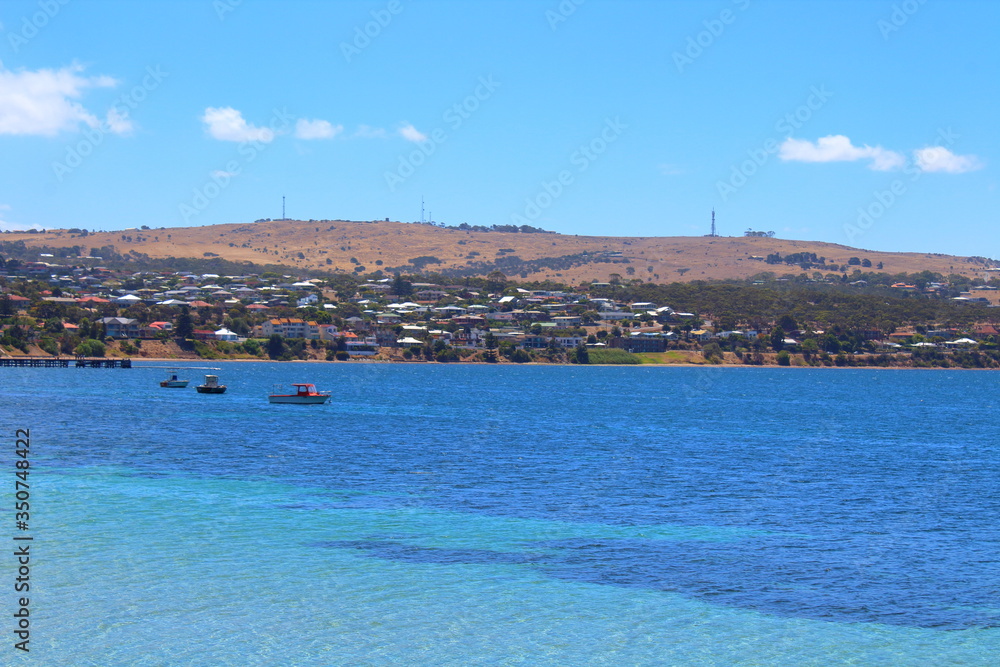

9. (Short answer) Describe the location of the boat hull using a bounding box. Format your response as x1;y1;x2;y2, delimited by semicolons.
160;381;189;388
196;386;227;394
268;395;330;404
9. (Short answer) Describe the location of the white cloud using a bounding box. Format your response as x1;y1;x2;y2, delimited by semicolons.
0;206;41;232
201;106;275;142
105;106;133;135
779;135;905;171
913;146;984;174
0;63;127;136
294;118;342;140
0;221;43;232
398;123;428;143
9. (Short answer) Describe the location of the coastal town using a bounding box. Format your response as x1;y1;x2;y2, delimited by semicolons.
3;255;1000;368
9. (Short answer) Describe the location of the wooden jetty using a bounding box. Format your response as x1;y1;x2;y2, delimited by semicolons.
0;356;132;368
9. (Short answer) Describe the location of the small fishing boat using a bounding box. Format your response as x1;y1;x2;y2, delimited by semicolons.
159;373;189;388
268;383;331;404
196;375;227;394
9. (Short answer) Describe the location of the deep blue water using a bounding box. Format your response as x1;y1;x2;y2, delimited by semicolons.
3;363;999;664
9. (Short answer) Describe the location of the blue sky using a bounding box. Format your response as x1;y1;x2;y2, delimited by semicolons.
0;0;997;258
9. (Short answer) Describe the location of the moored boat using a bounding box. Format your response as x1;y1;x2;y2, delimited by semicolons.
268;383;331;404
160;373;189;388
196;375;227;394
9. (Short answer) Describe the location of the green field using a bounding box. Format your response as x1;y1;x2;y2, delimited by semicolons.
586;348;641;365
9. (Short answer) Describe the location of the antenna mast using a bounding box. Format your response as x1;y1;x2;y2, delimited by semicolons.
711;209;717;237
282;196;286;221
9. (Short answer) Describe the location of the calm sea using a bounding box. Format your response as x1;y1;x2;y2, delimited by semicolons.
3;363;999;665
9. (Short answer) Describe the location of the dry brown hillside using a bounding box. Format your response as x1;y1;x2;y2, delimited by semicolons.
9;220;997;284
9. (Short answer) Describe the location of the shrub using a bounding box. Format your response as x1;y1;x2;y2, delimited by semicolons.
702;341;723;362
242;339;262;356
435;348;459;362
74;339;105;357
39;337;59;355
510;349;532;363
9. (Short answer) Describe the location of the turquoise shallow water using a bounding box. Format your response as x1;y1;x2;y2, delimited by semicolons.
3;363;999;664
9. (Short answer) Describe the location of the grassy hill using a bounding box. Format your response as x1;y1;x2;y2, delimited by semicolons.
6;219;997;284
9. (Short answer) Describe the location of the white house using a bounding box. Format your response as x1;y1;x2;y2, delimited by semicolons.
114;294;142;305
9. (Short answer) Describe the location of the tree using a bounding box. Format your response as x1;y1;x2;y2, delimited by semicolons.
229;317;250;336
573;345;590;364
770;326;785;351
715;313;738;332
392;273;412;296
486;270;507;294
74;339;105;357
175;308;194;339
267;334;286;359
821;333;841;354
702;341;723;361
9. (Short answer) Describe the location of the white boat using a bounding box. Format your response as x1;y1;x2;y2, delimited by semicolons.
159;373;189;388
196;375;227;394
268;383;331;404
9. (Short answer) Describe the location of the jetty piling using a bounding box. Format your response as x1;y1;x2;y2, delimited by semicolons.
0;357;132;368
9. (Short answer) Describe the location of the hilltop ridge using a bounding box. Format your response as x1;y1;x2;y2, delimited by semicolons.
4;219;996;284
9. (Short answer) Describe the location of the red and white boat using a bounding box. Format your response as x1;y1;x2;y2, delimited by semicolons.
268;383;331;404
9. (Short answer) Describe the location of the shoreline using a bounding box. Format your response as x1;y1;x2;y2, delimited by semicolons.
122;357;1000;370
0;355;1000;371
